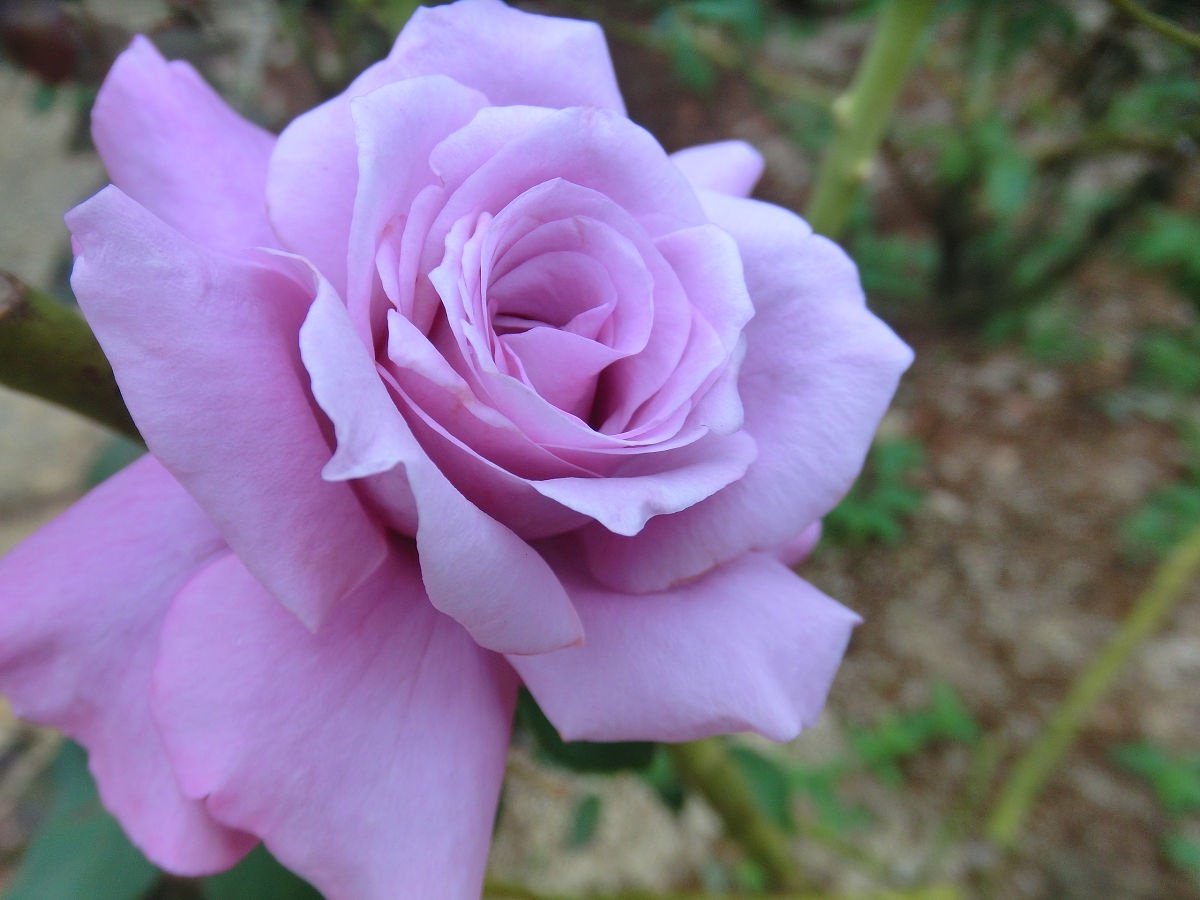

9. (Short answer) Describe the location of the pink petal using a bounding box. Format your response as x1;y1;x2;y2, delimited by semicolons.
531;430;757;536
91;36;276;253
0;457;254;873
670;141;765;197
510;551;859;742
580;193;913;592
346;76;488;337
67;187;386;628
776;522;823;567
299;279;583;654
152;550;517;900
389;0;625;112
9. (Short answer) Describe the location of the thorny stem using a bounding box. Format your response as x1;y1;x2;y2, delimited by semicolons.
1106;0;1200;52
667;738;805;891
0;271;140;442
804;0;937;239
985;521;1200;848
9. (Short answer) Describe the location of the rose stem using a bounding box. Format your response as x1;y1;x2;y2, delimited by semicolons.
804;0;938;240
0;269;140;442
1105;0;1200;52
666;738;805;890
985;521;1200;849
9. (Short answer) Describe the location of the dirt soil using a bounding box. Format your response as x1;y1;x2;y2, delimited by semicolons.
1;2;1198;898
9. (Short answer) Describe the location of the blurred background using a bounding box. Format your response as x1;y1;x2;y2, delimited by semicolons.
0;0;1198;897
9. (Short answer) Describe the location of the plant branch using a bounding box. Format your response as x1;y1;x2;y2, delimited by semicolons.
1106;0;1200;52
0;271;139;442
985;521;1200;849
804;0;937;239
666;738;804;891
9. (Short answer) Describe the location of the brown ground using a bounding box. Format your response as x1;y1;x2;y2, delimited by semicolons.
2;1;1198;897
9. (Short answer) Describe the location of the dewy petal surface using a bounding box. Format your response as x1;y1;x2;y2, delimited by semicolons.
152;550;518;900
0;457;255;873
510;552;859;743
92;36;276;253
581;192;914;592
67;187;386;628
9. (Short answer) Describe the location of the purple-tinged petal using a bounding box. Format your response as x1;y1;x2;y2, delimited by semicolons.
152;550;517;900
92;36;276;253
299;279;583;654
580;193;913;592
511;551;859;743
0;457;255;874
531;430;756;536
67;187;386;628
389;0;625;112
776;523;823;567
670;141;764;197
346;76;489;337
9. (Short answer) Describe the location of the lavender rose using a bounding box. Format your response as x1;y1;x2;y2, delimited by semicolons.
0;1;911;896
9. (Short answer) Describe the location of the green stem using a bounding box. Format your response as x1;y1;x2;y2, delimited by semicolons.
985;522;1200;848
1106;0;1200;52
666;738;804;891
804;0;937;239
0;271;139;442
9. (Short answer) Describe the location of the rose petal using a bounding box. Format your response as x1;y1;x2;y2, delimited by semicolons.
92;36;276;253
511;551;859;742
389;0;625;112
67;187;386;628
670;141;765;197
0;457;254;873
776;522;823;567
346;76;489;338
531;430;757;536
267;0;623;293
580;193;913;592
152;550;517;900
299;278;583;654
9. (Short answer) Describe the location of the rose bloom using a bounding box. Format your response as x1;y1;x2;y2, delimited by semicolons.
0;0;911;896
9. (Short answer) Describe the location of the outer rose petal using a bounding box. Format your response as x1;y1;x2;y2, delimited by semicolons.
670;141;765;198
510;552;859;743
152;551;517;900
776;522;823;568
299;277;583;655
0;457;255;873
67;187;386;628
389;0;625;112
580;193;913;592
92;36;276;253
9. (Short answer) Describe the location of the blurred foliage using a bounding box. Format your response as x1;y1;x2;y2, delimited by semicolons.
729;683;980;843
514;688;658;774
824;437;925;546
1115;742;1200;887
1123;481;1200;561
3;742;158;900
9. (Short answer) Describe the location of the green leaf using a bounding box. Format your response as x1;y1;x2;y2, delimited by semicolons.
639;748;686;814
4;742;159;900
202;846;321;899
1164;832;1200;884
565;794;602;850
727;745;795;833
515;689;656;773
87;436;147;487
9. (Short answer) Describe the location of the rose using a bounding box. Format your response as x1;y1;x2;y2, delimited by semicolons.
0;1;911;896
